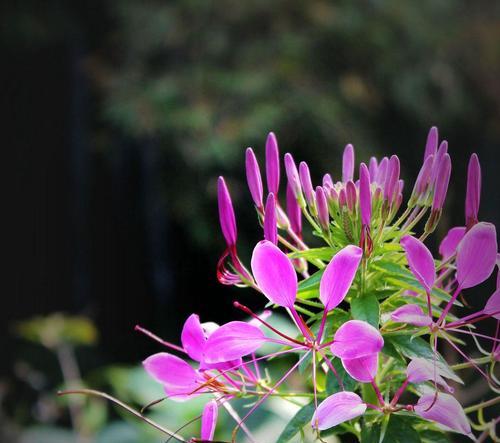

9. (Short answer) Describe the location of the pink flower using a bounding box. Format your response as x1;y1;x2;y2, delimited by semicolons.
245;148;264;210
390;304;432;327
312;392;366;430
439;226;466;260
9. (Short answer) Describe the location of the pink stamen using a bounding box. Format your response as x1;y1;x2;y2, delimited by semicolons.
134;325;185;353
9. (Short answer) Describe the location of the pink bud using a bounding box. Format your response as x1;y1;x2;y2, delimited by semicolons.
346;180;357;212
265;132;280;195
424;126;438;160
375;156;388;185
264;193;278;245
315;186;329;230
299;161;315;208
286;184;302;236
484;288;500;320
359;163;371;227
284;153;302;199
465;153;481;229
323;173;334;189
312;392;366;430
201;400;218;441
338;188;347;209
245;148;263;209
401;235;436;293
412;154;434;198
430;141;448;186
368;157;378;182
432;153;451;211
384;155;400;203
342;144;355;182
217;177;237;246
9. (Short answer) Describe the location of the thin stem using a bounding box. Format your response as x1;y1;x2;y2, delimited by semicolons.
370;380;385;406
390;379;409;406
452;355;493;370
437;284;462;325
134;325;185;353
464;396;500;413
289;306;314;341
317;309;329;344
58;389;186;442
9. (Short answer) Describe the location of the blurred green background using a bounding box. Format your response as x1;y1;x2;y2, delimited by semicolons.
2;1;500;442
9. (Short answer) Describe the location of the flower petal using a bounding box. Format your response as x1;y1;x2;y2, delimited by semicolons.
201;400;218;441
342;354;378;383
407;358;454;393
265;132;280;195
401;235;436;292
203;321;266;364
456;222;497;289
415;393;472;436
217;177;237;246
391;304;432;327
484;288;500;320
319;245;363;311
342;144;355;183
439;227;466;260
181;314;206;362
312;391;366;430
251;240;297;308
330;320;383;359
264;193;278;245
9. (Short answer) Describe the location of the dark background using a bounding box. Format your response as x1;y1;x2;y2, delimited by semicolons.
2;0;500;438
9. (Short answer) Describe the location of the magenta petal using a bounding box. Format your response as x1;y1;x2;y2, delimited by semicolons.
312;391;366;430
415;393;472;436
181;314;206;362
342;144;355;183
456;222;497;289
407;358;454;393
424;126;438;160
391;304;432;327
359;163;371;227
342;354;378;383
286;184;302;235
368;157;378;182
484;288;500;320
284;153;302;198
265;132;280;195
299;161;315;208
203;321;265;364
432;153;451;211
245;148;263;209
319;245;362;311
401;235;436;293
251;240;297;308
315;186;329;230
413;154;434;197
217;177;237;246
330;320;383;359
439;226;466;260
201;399;218;441
264;193;278;245
465;153;481;228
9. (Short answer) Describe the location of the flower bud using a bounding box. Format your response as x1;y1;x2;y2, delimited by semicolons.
217;177;237;246
265;132;280;195
264;193;278;245
465;153;481;229
315;186;329;231
342;144;355;182
245;148;263;210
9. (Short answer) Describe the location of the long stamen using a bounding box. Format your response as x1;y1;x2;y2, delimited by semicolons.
438;284;463;325
315;348;344;391
134;325;185;353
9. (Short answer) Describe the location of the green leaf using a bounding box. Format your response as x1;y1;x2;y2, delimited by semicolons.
351;295;380;327
289;247;335;261
419;430;450;443
382;415;421;443
276;402;315;443
297;269;324;299
326;359;357;394
361;421;381;443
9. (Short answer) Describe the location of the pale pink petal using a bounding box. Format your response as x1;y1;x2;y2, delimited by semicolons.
391;304;432;327
319;245;363;311
181;314;206;362
342;144;355;183
456;222;497;289
251;240;297;308
484;288;500;320
312;391;366;430
415;393;472;436
330;320;383;359
248;310;272;328
342;354;378;383
401;235;436;292
264;193;278;245
203;321;266;364
439;227;466;260
407;358;454;393
201;400;218;441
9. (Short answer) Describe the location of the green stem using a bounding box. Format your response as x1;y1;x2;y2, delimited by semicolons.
464;396;500;413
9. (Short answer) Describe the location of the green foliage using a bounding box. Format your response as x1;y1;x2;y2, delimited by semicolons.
276;402;315;443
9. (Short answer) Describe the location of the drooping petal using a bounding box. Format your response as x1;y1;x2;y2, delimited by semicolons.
201;400;218;441
484;288;500;320
401;235;436;293
265;132;280;195
330;320;383;359
359;163;371;227
284;153;302;199
251;240;297;308
391;304;432;327
203;321;266;364
456;222;497;289
181;314;206;362
264;193;278;245
415;393;472;436
217;177;237;246
407;358;454;393
424;126;438;160
342;144;355;183
245;148;263;209
465;153;481;228
312;392;366;430
315;186;329;230
342;354;378;383
319;245;362;311
439;227;466;260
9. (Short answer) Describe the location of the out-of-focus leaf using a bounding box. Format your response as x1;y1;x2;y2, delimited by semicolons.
326;358;357;394
351;295;380;327
276;402;315;443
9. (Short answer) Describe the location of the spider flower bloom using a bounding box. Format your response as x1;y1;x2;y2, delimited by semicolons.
330;320;383;359
299;161;315;210
315;186;329;231
342;144;355;182
424;126;438;160
320;245;362;311
414;393;472;437
312;392;367;430
217;177;237;247
264;193;278;245
465;153;481;229
284;153;304;204
200;400;218;441
251;240;297;308
406;358;457;393
266;132;280;195
400;235;435;293
245;148;264;210
342;354;378;383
